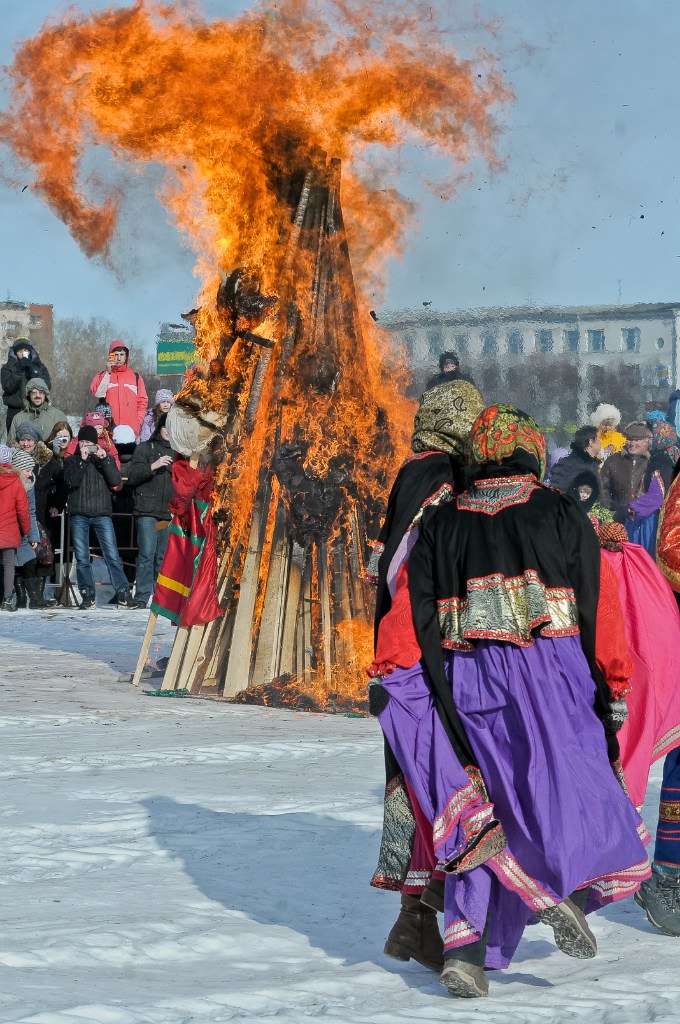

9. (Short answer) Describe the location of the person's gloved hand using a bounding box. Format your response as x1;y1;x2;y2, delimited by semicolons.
367;678;389;717
603;698;628;733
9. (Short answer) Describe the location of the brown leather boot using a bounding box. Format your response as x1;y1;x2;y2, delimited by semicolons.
384;894;445;972
420;877;445;913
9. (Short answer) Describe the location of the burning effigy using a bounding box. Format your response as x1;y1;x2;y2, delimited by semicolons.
0;0;509;707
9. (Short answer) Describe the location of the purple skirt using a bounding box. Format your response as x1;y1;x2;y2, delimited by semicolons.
378;636;650;969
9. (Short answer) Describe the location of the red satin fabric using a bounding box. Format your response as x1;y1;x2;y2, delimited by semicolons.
369;562;422;677
596;554;634;700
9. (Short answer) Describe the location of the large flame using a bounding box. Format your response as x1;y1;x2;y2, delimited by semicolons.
0;0;510;707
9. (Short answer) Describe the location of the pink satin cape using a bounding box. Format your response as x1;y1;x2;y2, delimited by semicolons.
605;542;680;807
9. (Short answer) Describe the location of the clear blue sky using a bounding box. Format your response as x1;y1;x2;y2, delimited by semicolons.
0;0;678;353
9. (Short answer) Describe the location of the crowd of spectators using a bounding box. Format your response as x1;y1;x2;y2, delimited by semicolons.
547;402;680;556
0;336;176;611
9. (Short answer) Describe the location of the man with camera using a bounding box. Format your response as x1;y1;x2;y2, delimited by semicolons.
90;340;148;439
63;425;133;609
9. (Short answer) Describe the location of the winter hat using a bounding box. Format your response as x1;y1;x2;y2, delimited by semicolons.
15;421;43;443
11;449;35;471
590;404;621;429
81;412;106;429
26;377;49;395
624;421;651;441
77;425;99;444
94;402;113;421
112;424;136;445
0;444;12;465
12;338;31;355
154;388;174;407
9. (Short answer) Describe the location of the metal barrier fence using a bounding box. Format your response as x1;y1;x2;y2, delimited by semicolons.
52;509;139;607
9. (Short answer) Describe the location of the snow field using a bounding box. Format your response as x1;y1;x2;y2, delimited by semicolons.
0;609;679;1023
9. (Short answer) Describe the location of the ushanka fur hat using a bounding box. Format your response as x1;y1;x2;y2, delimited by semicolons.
590;403;621;429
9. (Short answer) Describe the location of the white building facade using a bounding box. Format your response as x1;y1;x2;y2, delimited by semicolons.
382;302;680;419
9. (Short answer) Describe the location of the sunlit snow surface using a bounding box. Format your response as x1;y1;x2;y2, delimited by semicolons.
0;606;678;1024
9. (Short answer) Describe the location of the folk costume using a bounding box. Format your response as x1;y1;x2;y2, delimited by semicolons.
625;421;676;556
594;522;680;811
634;475;680;934
373;405;650;997
367;379;484;971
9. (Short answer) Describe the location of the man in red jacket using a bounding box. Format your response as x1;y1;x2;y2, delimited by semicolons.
90;341;148;439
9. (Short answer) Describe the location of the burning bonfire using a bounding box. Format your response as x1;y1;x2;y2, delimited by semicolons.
0;0;509;708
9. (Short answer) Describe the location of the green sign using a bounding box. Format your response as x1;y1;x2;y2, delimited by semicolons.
157;339;196;375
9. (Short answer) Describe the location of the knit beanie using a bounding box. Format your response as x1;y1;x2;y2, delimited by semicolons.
15;421;44;443
82;411;106;429
11;449;35;471
78;425;99;444
94;402;113;421
0;444;12;465
26;377;49;395
154;388;174;407
12;338;31;355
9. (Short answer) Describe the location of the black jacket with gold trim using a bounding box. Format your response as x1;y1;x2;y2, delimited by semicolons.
409;470;617;762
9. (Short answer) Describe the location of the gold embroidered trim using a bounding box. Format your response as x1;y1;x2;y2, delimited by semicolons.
659;800;680;822
437;570;579;649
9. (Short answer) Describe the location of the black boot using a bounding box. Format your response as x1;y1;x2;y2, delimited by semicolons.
26;578;48;609
14;577;28;609
37;577;57;608
384;894;445;972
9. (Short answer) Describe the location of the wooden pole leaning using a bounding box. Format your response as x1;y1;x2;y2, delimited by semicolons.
131;610;158;687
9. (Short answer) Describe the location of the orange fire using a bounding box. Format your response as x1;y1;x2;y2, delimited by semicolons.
0;0;510;707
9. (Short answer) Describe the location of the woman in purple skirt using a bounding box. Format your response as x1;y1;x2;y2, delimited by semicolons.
373;404;650;998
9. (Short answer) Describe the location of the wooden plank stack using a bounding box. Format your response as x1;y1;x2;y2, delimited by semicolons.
153;155;390;706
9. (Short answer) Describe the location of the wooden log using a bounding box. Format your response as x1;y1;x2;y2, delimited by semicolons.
317;539;333;694
222;506;264;697
297;557;314;679
131;611;158;687
279;541;306;677
161;626;190;691
250;503;290;687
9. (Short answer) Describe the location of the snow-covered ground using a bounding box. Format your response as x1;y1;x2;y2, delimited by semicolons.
1;605;679;1024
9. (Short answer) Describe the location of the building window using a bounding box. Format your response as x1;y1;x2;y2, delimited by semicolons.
657;364;670;387
506;330;524;356
587;329;606;353
622;327;640;352
563;329;580;353
426;327;443;357
481;330;497;356
535;329;553;353
452;333;469;355
656;337;665;350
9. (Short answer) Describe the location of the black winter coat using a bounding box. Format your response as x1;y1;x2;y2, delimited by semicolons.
1;347;51;411
32;442;67;526
549;446;601;502
127;436;175;519
63;451;122;517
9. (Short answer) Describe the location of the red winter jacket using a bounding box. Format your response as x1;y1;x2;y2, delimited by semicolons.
0;465;31;548
90;341;148;435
